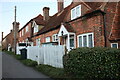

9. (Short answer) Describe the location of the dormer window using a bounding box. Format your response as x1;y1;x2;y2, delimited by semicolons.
71;5;81;20
33;22;38;33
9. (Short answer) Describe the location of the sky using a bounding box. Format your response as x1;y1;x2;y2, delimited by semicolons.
0;0;72;44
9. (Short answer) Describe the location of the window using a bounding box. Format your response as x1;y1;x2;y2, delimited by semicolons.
71;5;81;20
26;26;28;32
70;36;74;48
111;43;118;49
36;38;40;46
78;33;94;48
52;34;58;42
34;25;38;33
46;37;50;42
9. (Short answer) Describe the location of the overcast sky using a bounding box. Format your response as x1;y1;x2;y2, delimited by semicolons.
0;0;72;43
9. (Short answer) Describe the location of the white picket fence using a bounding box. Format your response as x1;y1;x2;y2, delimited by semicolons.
27;45;65;68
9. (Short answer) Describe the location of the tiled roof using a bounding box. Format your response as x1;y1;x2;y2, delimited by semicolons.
36;4;71;35
63;23;75;32
33;14;45;25
19;14;44;32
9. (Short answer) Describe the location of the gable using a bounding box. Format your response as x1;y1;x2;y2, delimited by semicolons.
58;24;69;36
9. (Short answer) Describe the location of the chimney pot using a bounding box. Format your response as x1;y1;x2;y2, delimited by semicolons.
57;0;64;12
43;7;50;21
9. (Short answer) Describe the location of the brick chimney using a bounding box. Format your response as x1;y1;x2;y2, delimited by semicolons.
57;0;64;12
43;7;50;21
2;32;3;41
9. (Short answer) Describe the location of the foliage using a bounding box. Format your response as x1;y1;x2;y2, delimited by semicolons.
36;64;65;78
21;59;38;67
63;47;120;79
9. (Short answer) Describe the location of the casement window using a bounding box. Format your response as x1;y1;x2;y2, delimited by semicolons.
52;34;58;42
78;33;94;48
71;5;81;20
111;43;118;49
46;37;50;43
70;36;74;48
36;38;40;46
34;25;38;33
26;26;28;32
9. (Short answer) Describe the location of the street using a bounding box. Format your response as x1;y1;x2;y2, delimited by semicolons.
2;51;53;79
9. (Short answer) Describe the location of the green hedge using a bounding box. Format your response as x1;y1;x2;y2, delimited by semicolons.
63;47;120;79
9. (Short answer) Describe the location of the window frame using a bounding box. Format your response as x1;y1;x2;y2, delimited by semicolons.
36;38;40;46
111;43;118;49
71;5;81;20
46;37;50;43
77;33;94;48
52;34;58;42
26;26;29;33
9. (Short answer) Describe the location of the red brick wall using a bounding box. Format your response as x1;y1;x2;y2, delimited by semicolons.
18;22;32;43
32;28;60;46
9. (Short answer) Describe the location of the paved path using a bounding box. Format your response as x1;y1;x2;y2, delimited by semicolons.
2;52;53;79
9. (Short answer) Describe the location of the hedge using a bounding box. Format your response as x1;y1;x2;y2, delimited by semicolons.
63;47;120;79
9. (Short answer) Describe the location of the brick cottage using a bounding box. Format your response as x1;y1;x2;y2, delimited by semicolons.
2;0;120;51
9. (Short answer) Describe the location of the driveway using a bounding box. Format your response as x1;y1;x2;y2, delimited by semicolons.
2;51;53;79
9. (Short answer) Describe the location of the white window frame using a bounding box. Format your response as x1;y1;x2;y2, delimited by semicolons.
33;23;38;33
71;5;81;20
46;37;50;43
77;33;94;47
52;34;58;42
36;38;40;46
111;43;118;49
26;26;28;32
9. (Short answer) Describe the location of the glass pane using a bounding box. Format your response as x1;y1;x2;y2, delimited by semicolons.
70;38;74;47
72;9;75;19
76;6;80;17
79;36;82;47
83;35;87;47
112;44;117;48
88;34;93;47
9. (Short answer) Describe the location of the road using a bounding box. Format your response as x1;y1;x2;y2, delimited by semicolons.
2;51;53;79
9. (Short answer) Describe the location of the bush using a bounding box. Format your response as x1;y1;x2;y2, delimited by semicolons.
22;59;37;67
63;47;120;79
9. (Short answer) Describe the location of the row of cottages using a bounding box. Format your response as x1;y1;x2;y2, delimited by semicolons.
1;22;20;51
17;1;120;52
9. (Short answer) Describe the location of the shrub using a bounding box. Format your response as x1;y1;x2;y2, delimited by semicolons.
22;59;37;67
63;47;120;79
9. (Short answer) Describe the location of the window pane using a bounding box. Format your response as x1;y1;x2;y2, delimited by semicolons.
76;6;80;17
112;44;118;48
72;9;75;19
70;38;74;47
79;36;82;47
88;34;93;47
83;35;87;47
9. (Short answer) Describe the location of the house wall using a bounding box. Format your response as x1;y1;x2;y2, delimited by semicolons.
18;22;32;43
32;28;60;46
70;13;104;48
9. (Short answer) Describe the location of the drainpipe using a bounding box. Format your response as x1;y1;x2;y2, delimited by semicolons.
103;13;107;47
